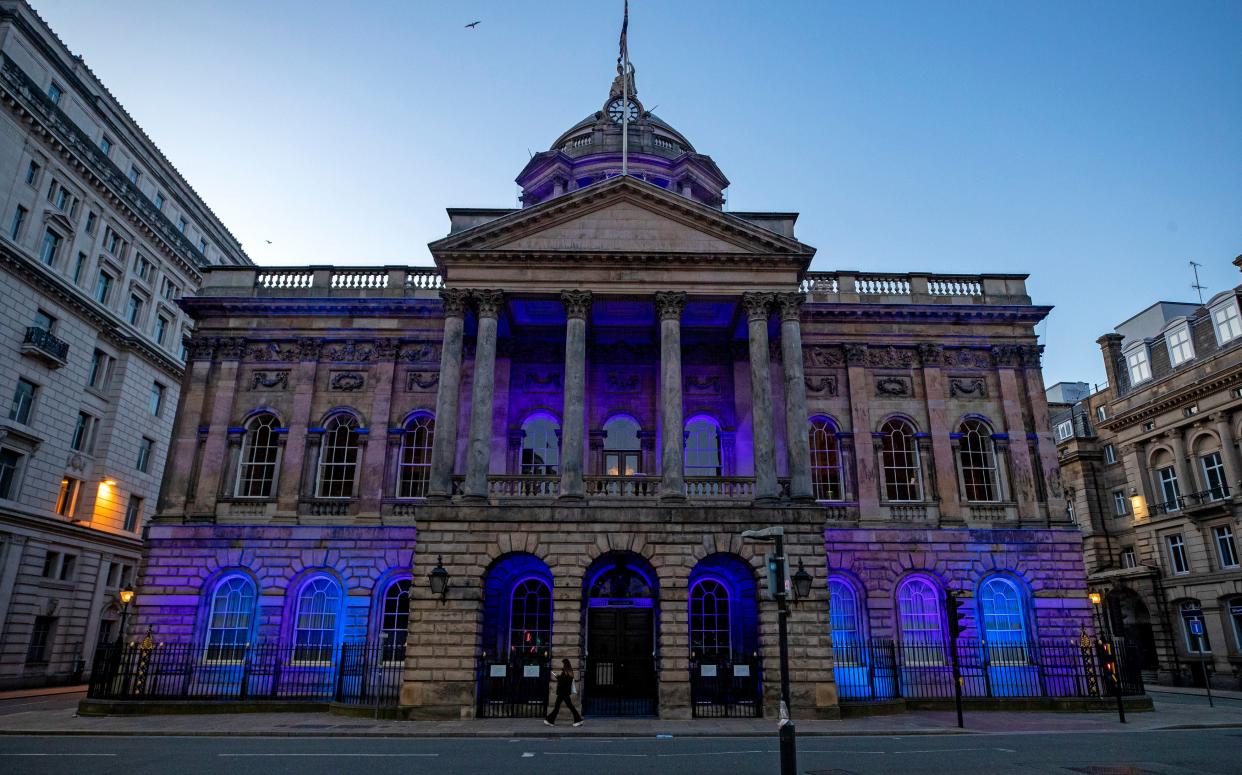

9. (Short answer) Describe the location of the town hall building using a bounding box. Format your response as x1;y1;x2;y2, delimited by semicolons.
123;68;1095;719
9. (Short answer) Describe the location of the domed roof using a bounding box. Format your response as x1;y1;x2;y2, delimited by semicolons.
549;106;697;161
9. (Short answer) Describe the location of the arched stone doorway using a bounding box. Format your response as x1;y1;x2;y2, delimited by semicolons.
476;553;554;718
582;551;659;716
687;553;763;717
1106;587;1158;672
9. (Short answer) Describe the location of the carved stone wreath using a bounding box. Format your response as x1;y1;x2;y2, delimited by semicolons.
329;371;365;392
250;370;290;391
875;376;912;397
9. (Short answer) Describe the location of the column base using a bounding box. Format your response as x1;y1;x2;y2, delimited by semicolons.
424;494;452;503
556;493;586;503
753;496;782;507
659;493;687;504
458;494;487;504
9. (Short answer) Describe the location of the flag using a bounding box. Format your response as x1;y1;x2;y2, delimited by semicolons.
619;0;629;64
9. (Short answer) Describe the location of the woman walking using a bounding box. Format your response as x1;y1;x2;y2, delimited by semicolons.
544;658;584;727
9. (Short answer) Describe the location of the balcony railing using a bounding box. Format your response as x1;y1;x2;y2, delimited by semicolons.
1156;486;1234;518
21;326;69;366
585;476;661;498
799;272;1029;305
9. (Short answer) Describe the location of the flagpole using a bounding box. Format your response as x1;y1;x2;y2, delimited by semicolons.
621;0;629;176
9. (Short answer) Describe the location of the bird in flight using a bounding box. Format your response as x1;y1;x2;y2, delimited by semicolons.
265;240;272;244
465;20;480;29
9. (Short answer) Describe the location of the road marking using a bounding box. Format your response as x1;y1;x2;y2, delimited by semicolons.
0;753;118;757
541;751;647;757
656;750;768;757
219;753;439;758
522;752;534;757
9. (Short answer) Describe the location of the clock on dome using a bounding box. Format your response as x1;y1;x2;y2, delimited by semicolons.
606;97;640;124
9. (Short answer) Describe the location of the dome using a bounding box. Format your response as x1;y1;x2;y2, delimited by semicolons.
516;71;729;209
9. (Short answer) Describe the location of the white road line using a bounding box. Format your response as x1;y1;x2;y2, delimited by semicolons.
521;752;535;757
655;750;769;757
541;751;648;757
219;753;439;758
0;753;118;757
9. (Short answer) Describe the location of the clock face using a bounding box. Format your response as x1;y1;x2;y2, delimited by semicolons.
607;98;639;124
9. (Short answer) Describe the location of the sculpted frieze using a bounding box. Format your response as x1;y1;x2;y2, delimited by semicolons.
867;346;916;369
803;345;844;369
685;375;722;395
249;370;290;391
950;377;987;399
399;342;439;363
244;341;300;362
875;375;913;397
942;347;992;369
405;372;439;392
323;341;377;362
917;343;945;366
604;372;641;394
844;344;868;366
804;375;838;397
524;372;563;392
329;371;365;392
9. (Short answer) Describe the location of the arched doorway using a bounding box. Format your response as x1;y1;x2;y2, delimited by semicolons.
477;553;553;718
1106;588;1159;672
688;554;762;717
583;552;658;716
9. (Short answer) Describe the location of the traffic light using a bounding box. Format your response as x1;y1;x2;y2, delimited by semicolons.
945;590;967;639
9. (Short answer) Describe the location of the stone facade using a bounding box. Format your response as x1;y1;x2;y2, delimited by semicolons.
135;72;1088;720
0;0;248;688
1053;262;1242;690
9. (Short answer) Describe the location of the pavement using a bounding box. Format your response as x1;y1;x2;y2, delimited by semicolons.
0;684;1240;738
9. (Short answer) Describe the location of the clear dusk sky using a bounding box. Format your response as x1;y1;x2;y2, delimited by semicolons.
30;0;1242;388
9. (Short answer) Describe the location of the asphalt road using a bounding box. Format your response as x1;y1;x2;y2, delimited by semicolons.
1;729;1239;775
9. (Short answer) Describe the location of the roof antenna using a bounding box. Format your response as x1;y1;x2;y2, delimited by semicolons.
1190;260;1206;304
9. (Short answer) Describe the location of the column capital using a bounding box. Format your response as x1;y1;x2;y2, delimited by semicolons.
741;292;775;322
775;292;805;322
654;291;687;321
471;289;504;319
440;288;470;317
560;289;593;320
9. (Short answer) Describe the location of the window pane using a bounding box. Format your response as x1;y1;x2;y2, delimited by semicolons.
689;578;731;658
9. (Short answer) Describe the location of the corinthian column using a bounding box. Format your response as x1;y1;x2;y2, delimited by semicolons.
743;293;779;503
559;290;591;500
777;293;813;502
428;289;468;499
463;290;503;501
655;291;687;502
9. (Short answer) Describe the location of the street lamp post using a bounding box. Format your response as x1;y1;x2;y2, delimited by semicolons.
116;584;135;646
742;526;797;775
1089;591;1104;638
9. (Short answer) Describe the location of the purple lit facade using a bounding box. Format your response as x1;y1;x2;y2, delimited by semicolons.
128;76;1095;719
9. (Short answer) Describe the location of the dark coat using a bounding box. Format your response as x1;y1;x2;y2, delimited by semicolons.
555;671;575;698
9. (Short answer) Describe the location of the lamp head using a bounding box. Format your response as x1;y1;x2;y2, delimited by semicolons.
792;560;813;601
119;584;135;605
428;555;449;599
1088;591;1102;606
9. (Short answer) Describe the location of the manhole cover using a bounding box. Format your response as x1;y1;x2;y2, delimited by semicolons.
1064;767;1163;775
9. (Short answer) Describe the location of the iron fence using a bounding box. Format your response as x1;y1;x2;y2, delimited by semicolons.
583;656;658;716
690;653;763;718
832;636;1144;702
87;641;404;707
476;653;551;718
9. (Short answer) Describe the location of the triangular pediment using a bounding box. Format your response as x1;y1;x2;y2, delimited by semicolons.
430;176;813;258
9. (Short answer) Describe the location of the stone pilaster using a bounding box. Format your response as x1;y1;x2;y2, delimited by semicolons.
428;289;468;499
192;346;241;516
996;360;1038;520
1167;429;1194;497
845;344;879;515
655;291;687;501
918;343;960;521
777;293;813;502
559;290;591;500
158;343;213;515
463;290;503;501
1211;413;1242;490
743;292;779;504
276;339;321;516
360;343;398;516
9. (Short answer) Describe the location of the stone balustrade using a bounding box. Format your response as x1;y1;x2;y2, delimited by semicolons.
203;265;443;298
800;271;1029;305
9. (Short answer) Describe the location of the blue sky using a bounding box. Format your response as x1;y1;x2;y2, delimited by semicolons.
32;0;1242;387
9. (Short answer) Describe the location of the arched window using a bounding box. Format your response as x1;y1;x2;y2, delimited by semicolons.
603;416;641;476
380;579;410;662
293;576;340;662
880;419;922;502
810;417;844;501
979;576;1028;663
685;417;721;477
316;414;360;498
205;575;256;660
896;576;944;664
689;578;731;658
508;578;551;654
829;578;862;646
958;419;1000;502
235;413;280;498
520;414;560;475
397;414;434;498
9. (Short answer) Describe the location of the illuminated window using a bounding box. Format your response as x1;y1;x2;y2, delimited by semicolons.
979;577;1028;663
520;414;560;476
380;579;410;662
508;577;551;654
293;576;340;662
603;415;641;476
236;414;280;498
896;576;944;664
316;414;360;498
958;419;999;502
397;414;434;498
828;578;863;654
689;577;731;658
54;477;80;517
684;417;721;477
809;417;844;501
880;419;922;502
205;575;255;661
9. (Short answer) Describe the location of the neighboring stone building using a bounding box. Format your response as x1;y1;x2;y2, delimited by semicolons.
133;67;1091;719
1053;262;1242;689
0;0;248;688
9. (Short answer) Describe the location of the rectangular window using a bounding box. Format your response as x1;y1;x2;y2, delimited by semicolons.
9;378;36;424
1166;534;1190;575
198;238;207;254
26;616;55;663
128;165;140;184
1201;452;1228;500
104;227;121;255
1055;420;1073;441
126;294;143;325
59;554;75;581
94;271;113;304
1096;405;1107;422
154;192;164;210
1126;347;1152;385
88;349;113;391
54;477;80;517
72;251;88;283
1104;444;1117;464
1213;302;1242;344
99;136;112;155
1143;421;1156;432
1158;466;1181;510
38;229;61;266
10;205;27;239
0;448;22;499
53;186;68;211
149;382;165;416
33;309;55;333
123;495;143;532
134;254;152;281
1215;525;1239;569
1184;406;1199;418
136;437;153;473
177;217;187;233
25;160;40;185
85;210;97;234
1167;325;1194;366
1112;490;1128;516
41;550;60;577
1120;547;1137;569
154;315;169;345
70;411;96;453
162;279;178;301
47;82;62;104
